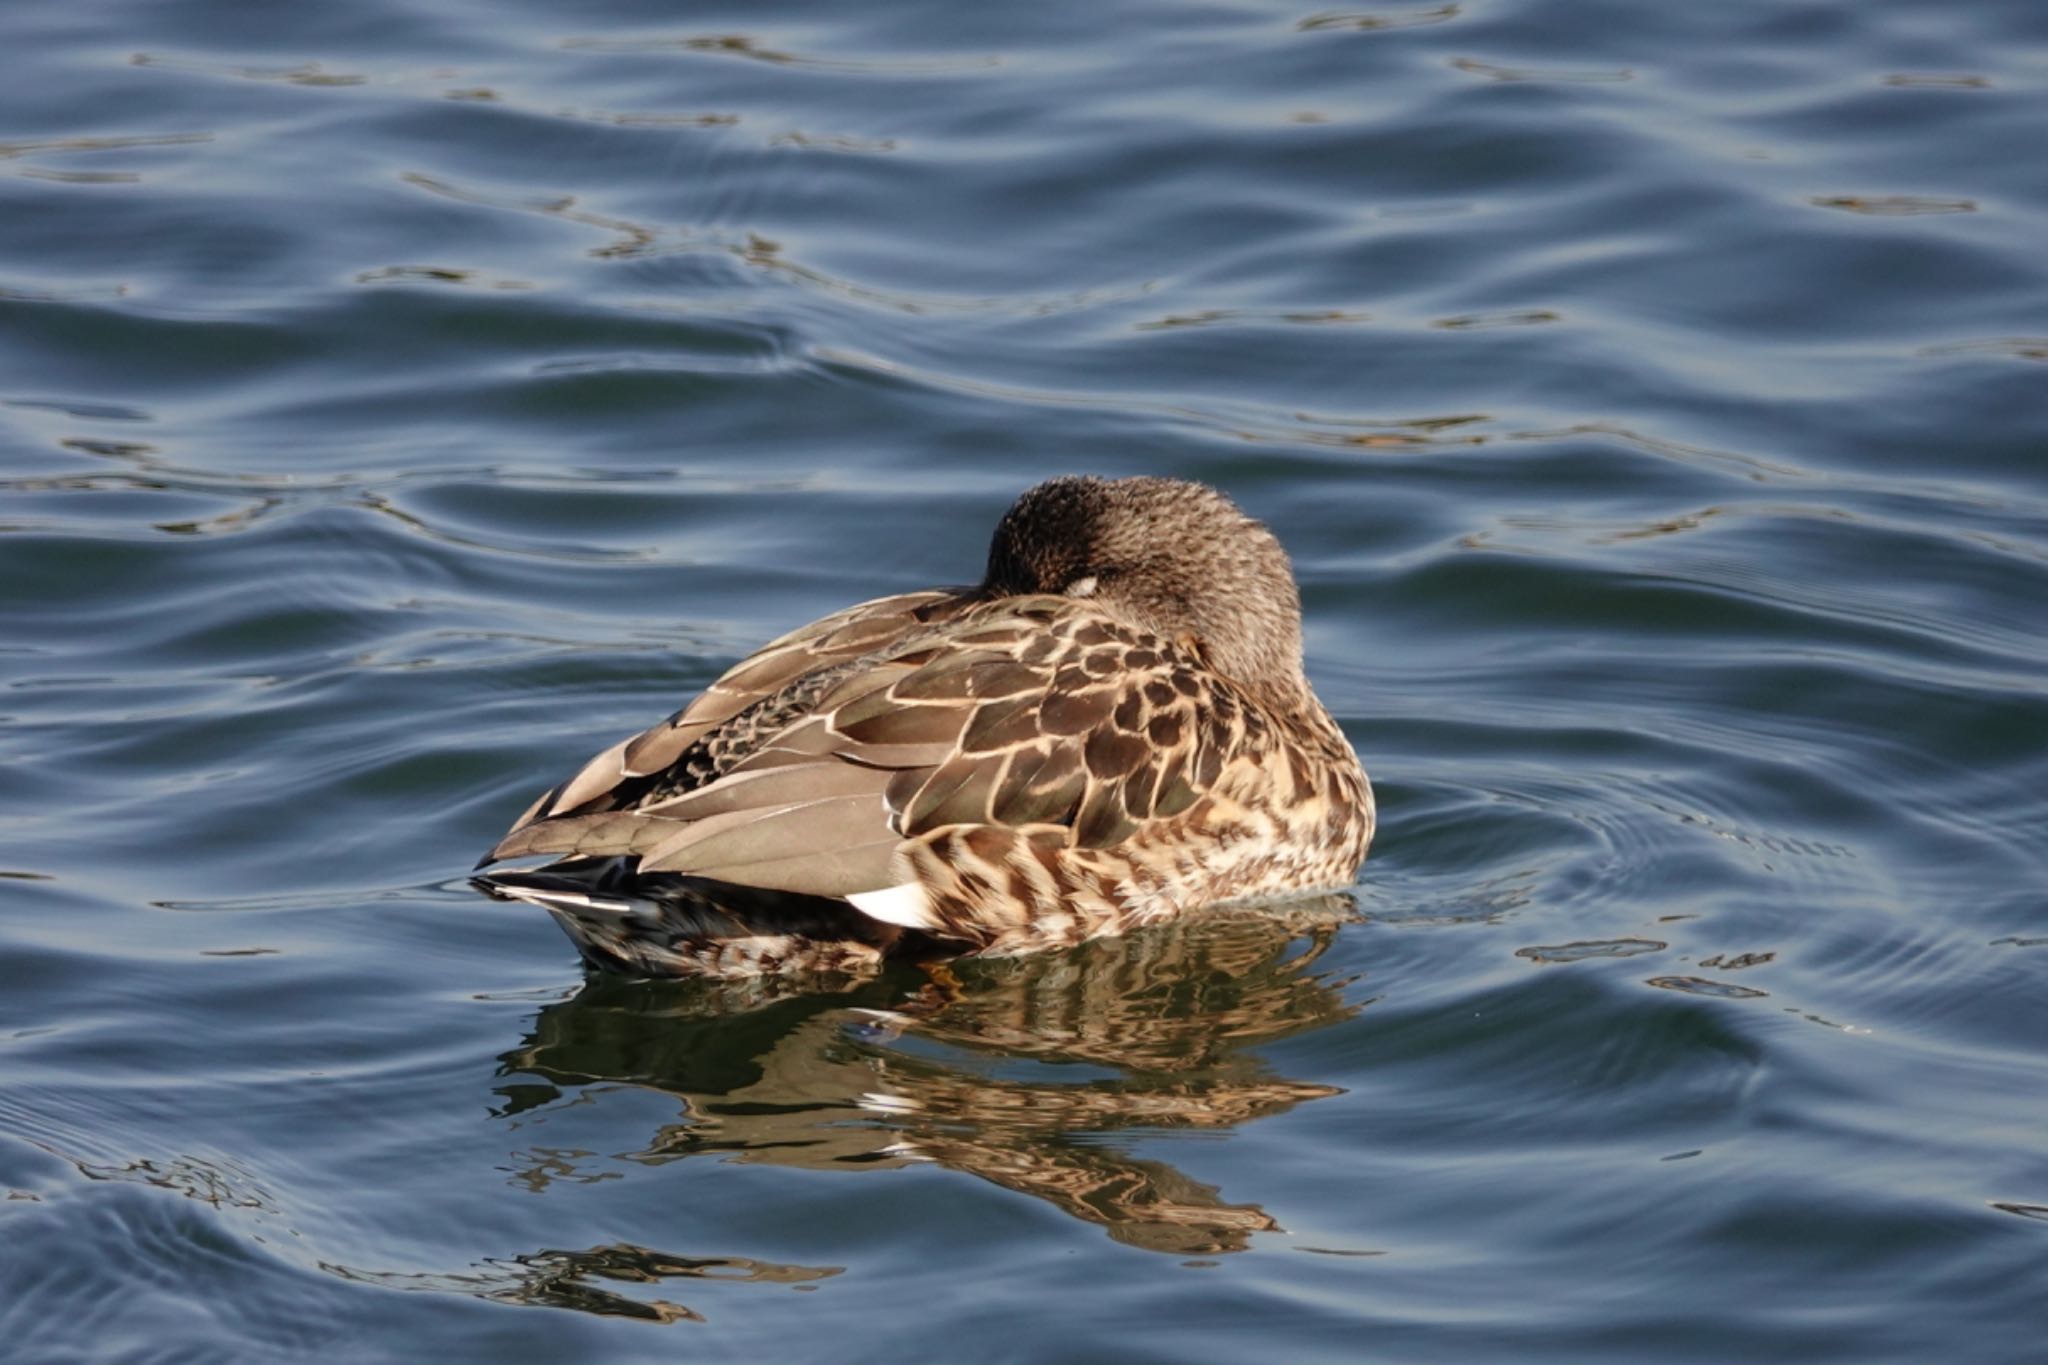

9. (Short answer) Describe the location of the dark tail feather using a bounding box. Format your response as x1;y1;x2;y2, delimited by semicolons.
472;860;911;980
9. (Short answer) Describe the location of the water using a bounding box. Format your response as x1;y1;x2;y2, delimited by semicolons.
3;0;2044;1359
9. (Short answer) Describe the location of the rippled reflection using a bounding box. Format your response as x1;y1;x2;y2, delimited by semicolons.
327;1243;842;1324
494;899;1361;1259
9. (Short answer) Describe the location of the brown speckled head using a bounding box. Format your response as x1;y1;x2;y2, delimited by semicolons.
983;476;1305;696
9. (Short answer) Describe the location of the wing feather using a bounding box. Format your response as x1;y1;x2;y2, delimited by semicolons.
640;793;901;895
501;590;956;837
482;595;1243;915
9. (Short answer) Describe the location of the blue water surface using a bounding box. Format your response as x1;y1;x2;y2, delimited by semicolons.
3;0;2046;1360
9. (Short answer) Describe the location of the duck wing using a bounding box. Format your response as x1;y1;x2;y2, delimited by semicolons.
490;589;962;840
481;597;1241;909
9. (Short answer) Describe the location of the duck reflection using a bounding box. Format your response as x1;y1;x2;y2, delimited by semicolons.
327;1243;842;1325
494;897;1363;1257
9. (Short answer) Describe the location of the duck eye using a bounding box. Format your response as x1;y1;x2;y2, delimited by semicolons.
1065;574;1100;599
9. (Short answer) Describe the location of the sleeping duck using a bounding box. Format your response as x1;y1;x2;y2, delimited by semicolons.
473;475;1373;977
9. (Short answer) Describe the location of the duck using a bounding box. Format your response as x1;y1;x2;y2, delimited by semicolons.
473;475;1373;977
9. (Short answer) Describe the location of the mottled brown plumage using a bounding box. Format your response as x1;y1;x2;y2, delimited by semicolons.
474;475;1374;974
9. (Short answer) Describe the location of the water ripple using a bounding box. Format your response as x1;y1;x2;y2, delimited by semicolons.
5;0;2047;1357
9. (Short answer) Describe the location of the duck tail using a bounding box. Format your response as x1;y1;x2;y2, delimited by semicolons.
471;861;907;980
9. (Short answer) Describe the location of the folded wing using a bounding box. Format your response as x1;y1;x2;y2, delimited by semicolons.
481;596;1236;906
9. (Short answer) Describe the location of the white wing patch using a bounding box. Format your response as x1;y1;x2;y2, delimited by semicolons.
846;881;939;930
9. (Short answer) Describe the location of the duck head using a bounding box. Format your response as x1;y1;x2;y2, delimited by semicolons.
983;476;1306;698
